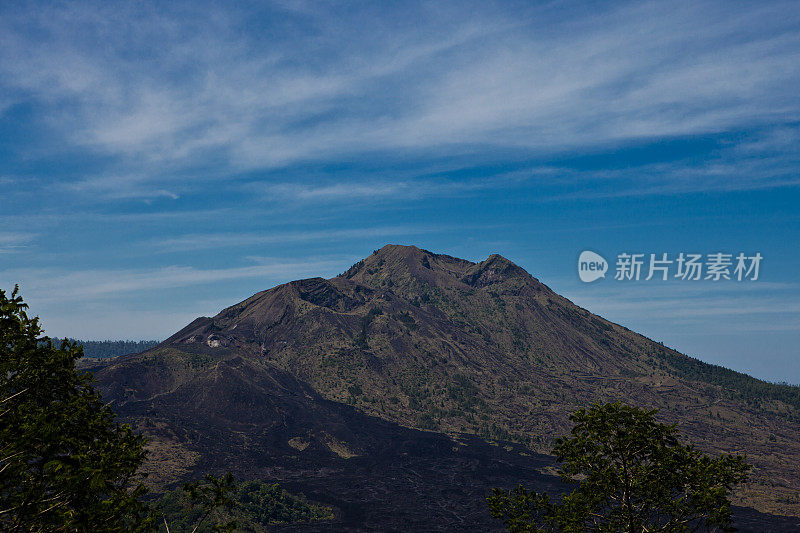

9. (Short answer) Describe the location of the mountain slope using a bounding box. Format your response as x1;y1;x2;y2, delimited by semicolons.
95;244;800;521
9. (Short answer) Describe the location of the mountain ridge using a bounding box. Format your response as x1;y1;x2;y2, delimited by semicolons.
94;244;800;524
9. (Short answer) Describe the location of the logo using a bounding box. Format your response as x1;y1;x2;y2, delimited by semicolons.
578;251;608;283
576;250;762;283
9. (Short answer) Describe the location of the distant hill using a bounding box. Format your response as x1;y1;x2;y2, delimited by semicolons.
56;338;160;359
91;245;800;529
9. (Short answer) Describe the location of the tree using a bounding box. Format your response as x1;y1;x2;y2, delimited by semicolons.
488;402;750;532
158;475;335;532
0;285;157;531
171;472;238;533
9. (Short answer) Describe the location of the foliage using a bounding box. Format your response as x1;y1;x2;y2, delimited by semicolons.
235;480;334;526
394;311;418;330
355;307;383;349
0;286;158;532
0;286;330;533
159;477;333;532
488;485;555;533
164;472;238;533
659;348;800;411
488;402;750;533
447;373;484;412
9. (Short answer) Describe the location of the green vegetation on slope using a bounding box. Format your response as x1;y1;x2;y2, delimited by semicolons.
159;479;334;532
657;346;800;413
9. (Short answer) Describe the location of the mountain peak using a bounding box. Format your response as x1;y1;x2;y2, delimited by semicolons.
374;243;424;254
369;244;469;267
337;245;547;296
460;252;535;289
339;244;475;289
370;244;430;264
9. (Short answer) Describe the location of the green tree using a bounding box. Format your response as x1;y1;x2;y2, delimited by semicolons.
159;476;334;532
0;285;158;531
167;472;238;533
488;402;750;532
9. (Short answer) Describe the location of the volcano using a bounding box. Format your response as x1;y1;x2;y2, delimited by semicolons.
93;245;800;531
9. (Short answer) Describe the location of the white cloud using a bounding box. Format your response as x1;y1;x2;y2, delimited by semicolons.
1;1;798;198
0;232;37;253
151;225;453;252
561;279;800;337
0;258;348;303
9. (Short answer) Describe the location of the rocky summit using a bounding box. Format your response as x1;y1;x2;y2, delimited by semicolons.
92;244;800;531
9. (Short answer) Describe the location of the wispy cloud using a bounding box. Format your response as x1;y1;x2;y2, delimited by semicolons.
0;232;37;253
254;176;497;203
550;123;800;199
0;258;348;303
1;1;798;200
562;280;800;336
66;174;181;200
151;225;455;252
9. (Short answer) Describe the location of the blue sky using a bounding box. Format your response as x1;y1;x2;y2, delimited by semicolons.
1;1;799;383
